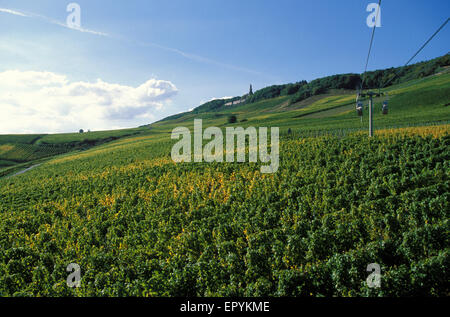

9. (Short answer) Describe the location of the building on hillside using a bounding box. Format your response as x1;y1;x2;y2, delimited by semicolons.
224;84;253;106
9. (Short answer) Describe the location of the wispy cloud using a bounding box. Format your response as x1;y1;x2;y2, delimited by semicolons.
134;40;267;77
0;8;28;17
0;7;109;36
46;18;109;37
0;7;270;78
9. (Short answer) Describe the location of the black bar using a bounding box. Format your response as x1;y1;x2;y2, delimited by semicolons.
0;297;446;315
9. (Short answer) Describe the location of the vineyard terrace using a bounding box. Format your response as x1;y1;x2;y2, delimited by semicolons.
171;119;279;173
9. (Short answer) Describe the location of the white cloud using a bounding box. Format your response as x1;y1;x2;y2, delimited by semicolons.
0;70;178;133
197;96;234;105
210;96;234;101
0;8;28;17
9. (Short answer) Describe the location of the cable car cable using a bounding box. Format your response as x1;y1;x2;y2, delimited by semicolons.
379;17;449;90
360;0;382;93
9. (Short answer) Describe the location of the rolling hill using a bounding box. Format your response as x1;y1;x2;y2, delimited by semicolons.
1;54;449;177
0;54;449;297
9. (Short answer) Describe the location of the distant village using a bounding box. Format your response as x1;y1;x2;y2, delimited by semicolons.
224;84;253;106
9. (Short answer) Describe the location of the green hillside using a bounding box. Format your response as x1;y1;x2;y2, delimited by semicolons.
0;128;150;177
167;54;449;117
0;125;448;296
150;69;450;136
2;58;448;179
2;54;447;177
0;55;449;297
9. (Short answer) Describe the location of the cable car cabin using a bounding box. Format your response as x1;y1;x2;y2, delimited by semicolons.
356;101;363;116
382;101;388;115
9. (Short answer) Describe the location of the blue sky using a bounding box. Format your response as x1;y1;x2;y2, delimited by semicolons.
0;0;449;133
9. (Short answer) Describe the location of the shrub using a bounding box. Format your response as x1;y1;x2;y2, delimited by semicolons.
228;115;237;124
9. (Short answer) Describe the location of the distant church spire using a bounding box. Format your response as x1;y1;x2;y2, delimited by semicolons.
249;84;253;95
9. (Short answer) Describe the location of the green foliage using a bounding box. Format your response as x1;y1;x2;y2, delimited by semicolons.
0;129;146;175
0;144;69;163
0;54;448;298
290;54;449;105
0;131;448;297
0;135;44;145
363;54;450;89
203;54;449;108
246;81;308;104
37;128;143;145
0;160;16;168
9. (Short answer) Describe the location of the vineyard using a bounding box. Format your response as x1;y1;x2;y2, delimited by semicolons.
0;57;449;297
0;144;68;163
0;128;149;176
0;125;448;296
0;0;449;300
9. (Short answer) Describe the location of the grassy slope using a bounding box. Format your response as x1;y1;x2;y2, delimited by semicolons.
6;70;444;180
150;71;450;135
0;70;447;181
0;72;449;296
35;128;146;145
0;124;448;296
0;71;449;177
0;127;150;175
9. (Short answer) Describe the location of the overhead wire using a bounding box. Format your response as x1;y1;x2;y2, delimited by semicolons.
360;0;382;94
379;17;449;90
